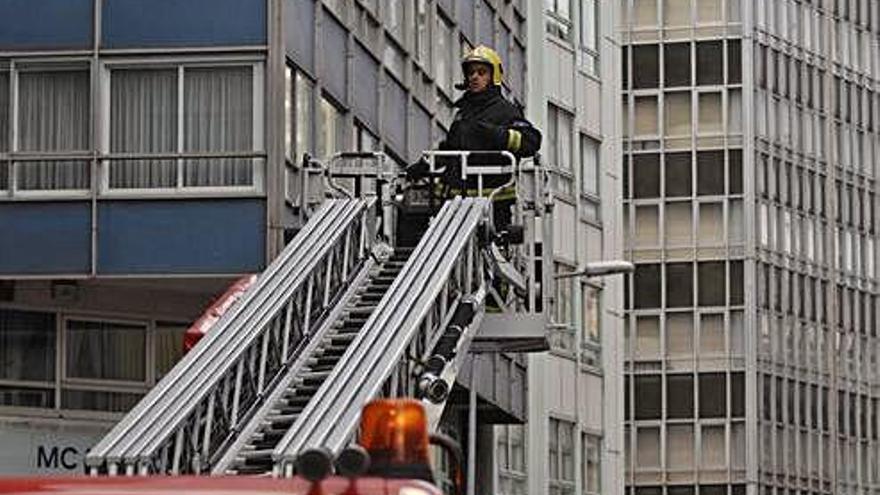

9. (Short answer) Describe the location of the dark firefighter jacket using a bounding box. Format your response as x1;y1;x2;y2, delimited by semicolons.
438;86;541;189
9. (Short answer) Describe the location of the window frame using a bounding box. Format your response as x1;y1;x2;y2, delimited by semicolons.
0;305;188;419
545;0;574;42
548;416;577;494
2;60;93;199
98;56;265;198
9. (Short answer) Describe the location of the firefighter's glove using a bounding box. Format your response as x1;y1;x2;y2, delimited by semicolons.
405;157;431;181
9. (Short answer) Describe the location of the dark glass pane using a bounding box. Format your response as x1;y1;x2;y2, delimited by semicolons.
696;41;723;85
729;260;744;305
635;488;662;495
731;372;745;417
0;308;56;381
668;488;696;495
635;264;661;309
698;261;726;306
699;486;726;495
0;386;55;408
633;153;661;198
727;39;742;84
665;152;692;197
728;149;743;194
635;375;661;419
632;44;660;89
697;150;725;195
699;373;726;418
666;262;693;307
667;374;694;418
622;46;629;90
664;43;691;87
66;320;146;382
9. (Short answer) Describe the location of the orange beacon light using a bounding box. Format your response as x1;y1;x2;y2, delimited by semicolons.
358;399;434;483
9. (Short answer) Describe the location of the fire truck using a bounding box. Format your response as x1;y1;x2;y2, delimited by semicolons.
4;151;555;493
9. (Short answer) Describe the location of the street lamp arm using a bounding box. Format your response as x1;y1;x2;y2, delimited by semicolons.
554;260;635;279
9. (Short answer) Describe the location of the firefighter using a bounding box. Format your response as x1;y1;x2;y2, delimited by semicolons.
409;45;541;231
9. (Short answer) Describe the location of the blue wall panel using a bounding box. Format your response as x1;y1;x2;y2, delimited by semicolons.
0;202;91;275
97;199;265;274
102;0;266;48
0;0;92;50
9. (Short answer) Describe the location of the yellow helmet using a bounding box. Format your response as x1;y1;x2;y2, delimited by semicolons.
461;45;503;86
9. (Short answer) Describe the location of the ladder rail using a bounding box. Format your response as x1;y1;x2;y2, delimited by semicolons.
272;198;489;472
208;254;377;474
86;198;374;475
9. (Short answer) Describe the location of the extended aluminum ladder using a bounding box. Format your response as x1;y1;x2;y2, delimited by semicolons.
86;150;549;477
85;198;378;475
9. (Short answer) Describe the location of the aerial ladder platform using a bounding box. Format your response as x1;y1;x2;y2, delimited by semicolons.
85;151;555;477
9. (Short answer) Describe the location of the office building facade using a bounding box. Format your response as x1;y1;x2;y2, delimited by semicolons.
621;1;879;494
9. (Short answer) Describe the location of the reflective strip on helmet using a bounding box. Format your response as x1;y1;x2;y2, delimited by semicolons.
506;129;522;152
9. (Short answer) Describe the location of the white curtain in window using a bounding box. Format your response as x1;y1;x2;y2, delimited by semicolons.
665;201;693;245
0;73;8;189
66;320;145;382
110;69;177;189
0;73;8;153
18;70;90;190
295;72;314;161
184;67;253;187
666;424;694;469
666;313;693;357
634;96;658;136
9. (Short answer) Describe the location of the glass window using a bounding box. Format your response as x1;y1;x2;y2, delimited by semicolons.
0;72;8;155
634;264;661;308
697;150;724;195
665;152;692;196
582;433;601;494
110;69;178;189
664;92;692;136
183;66;254;187
667;374;694;418
666;424;694;469
635;315;660;359
666;202;693;245
698;261;726;306
635;95;658;136
107;65;257;190
295;71;315;161
666;313;694;357
632;45;659;89
580;135;600;196
699;372;727;417
17;69;90;191
548;418;575;493
697;92;722;134
435;14;454;94
701;425;725;466
666;262;693;307
636;426;661;468
582;284;601;345
545;0;573;41
699;313;724;353
728;39;742;84
318;96;344;159
66;320;146;382
698;202;724;245
696;41;723;85
0;309;56;382
635;375;662;419
579;0;599;75
664;43;691;87
633;153;660;198
413;0;430;66
155;321;187;380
